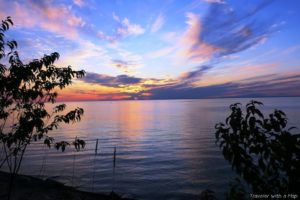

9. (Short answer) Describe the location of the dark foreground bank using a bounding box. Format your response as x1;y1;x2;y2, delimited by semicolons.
0;171;135;200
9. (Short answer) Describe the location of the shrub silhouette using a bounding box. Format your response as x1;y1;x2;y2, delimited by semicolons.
0;17;86;199
215;100;300;196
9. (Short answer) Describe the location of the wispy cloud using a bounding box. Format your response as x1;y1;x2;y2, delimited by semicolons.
97;13;145;42
111;59;139;74
147;73;300;99
108;45;144;74
178;65;213;83
200;1;274;57
145;46;174;59
203;0;226;4
73;0;85;7
196;63;278;87
116;17;145;36
56;40;111;71
155;1;276;66
281;44;300;56
97;31;116;43
0;0;85;39
151;14;165;33
179;12;220;63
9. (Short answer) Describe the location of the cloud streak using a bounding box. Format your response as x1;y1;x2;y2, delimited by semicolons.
78;66;300;100
151;14;165;33
111;59;139;73
147;73;300;99
178;65;213;83
203;0;226;4
81;72;142;88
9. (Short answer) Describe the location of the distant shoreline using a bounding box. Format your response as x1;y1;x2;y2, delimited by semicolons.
55;96;300;103
0;171;134;200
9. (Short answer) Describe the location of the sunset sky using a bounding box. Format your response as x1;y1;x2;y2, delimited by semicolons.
1;0;300;101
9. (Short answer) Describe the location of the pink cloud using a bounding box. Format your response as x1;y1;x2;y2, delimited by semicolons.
0;0;85;39
180;12;222;63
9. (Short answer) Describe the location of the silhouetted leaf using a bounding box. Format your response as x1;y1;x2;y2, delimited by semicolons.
215;100;300;194
288;126;297;131
0;17;86;178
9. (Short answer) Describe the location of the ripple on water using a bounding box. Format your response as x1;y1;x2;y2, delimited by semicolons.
4;98;300;200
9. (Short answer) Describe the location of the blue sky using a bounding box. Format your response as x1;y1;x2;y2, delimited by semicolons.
1;0;300;100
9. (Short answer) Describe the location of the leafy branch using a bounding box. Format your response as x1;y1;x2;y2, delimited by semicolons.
0;16;87;199
215;100;300;196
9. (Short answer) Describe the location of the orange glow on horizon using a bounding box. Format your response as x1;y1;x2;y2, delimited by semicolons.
56;81;134;101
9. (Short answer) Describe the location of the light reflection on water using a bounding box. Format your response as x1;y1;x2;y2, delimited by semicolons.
11;98;300;199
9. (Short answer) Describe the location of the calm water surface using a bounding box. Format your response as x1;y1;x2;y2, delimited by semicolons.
17;98;300;199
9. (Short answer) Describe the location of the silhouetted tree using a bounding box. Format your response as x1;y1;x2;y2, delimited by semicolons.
215;100;300;198
0;17;86;199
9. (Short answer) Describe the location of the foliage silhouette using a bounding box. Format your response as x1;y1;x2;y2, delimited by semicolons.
0;17;86;199
215;100;300;197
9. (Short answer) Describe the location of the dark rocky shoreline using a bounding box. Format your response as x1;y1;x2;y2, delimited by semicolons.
0;171;134;200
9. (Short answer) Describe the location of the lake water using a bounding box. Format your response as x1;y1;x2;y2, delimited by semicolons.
9;98;300;199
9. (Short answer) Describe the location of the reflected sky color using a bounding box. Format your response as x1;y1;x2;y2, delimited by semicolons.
1;0;300;100
20;98;300;199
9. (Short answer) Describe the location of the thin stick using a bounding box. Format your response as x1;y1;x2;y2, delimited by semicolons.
92;138;99;192
113;146;116;170
95;139;99;155
72;137;76;187
112;146;116;191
